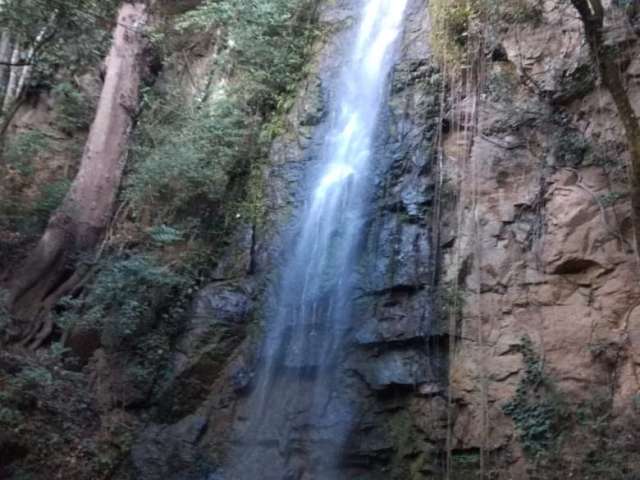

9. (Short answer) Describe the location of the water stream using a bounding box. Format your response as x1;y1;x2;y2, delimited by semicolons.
226;1;409;477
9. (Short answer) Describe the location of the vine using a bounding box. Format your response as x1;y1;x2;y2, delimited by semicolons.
503;336;566;457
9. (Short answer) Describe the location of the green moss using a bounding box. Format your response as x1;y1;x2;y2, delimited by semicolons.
387;410;443;480
553;128;591;167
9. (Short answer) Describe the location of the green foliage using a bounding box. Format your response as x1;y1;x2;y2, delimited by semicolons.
126;92;249;222
496;0;544;24
0;0;119;87
486;66;520;103
0;363;54;429
450;449;482;479
553;128;591;167
503;336;566;456
429;0;480;67
48;342;70;362
11;470;34;480
4;130;49;174
0;405;24;426
452;450;481;466
128;0;316;231
597;191;627;207
52;82;95;132
13;365;53;388
79;255;186;345
237;163;268;225
148;224;184;245
177;0;317;112
32;178;70;223
615;0;639;17
575;393;611;433
0;177;70;235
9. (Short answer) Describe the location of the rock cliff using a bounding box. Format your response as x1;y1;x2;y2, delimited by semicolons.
440;2;640;477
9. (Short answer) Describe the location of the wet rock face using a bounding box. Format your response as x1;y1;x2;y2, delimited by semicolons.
131;415;210;480
157;281;254;420
338;0;448;477
354;288;432;347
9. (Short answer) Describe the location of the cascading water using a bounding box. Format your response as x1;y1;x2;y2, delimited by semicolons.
226;1;409;478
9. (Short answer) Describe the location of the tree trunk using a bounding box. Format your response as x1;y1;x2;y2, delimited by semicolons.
6;2;148;349
2;42;21;113
571;0;640;257
0;30;13;111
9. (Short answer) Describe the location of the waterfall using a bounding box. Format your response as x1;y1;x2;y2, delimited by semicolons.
226;1;409;477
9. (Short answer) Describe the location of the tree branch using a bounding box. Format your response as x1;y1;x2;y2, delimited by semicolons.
0;60;32;67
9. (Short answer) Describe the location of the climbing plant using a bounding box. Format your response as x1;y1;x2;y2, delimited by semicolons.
428;0;543;69
503;336;567;456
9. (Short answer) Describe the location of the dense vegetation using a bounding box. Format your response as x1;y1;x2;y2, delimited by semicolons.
0;0;318;476
0;0;318;340
127;0;317;230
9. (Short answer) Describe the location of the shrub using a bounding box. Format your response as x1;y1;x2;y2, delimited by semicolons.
438;283;465;326
12;366;53;389
126;93;249;221
597;191;627;208
55;255;187;347
125;0;317;229
553;128;591;167
52;82;95;133
4;129;49;171
32;179;71;225
0;406;24;427
148;224;184;245
177;0;317;112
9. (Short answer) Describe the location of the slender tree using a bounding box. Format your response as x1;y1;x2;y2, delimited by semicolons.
571;0;640;256
6;2;149;348
0;0;121;154
0;30;12;109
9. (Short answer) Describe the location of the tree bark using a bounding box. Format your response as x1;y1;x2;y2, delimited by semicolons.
6;2;148;349
0;30;12;111
2;42;21;113
571;0;640;257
